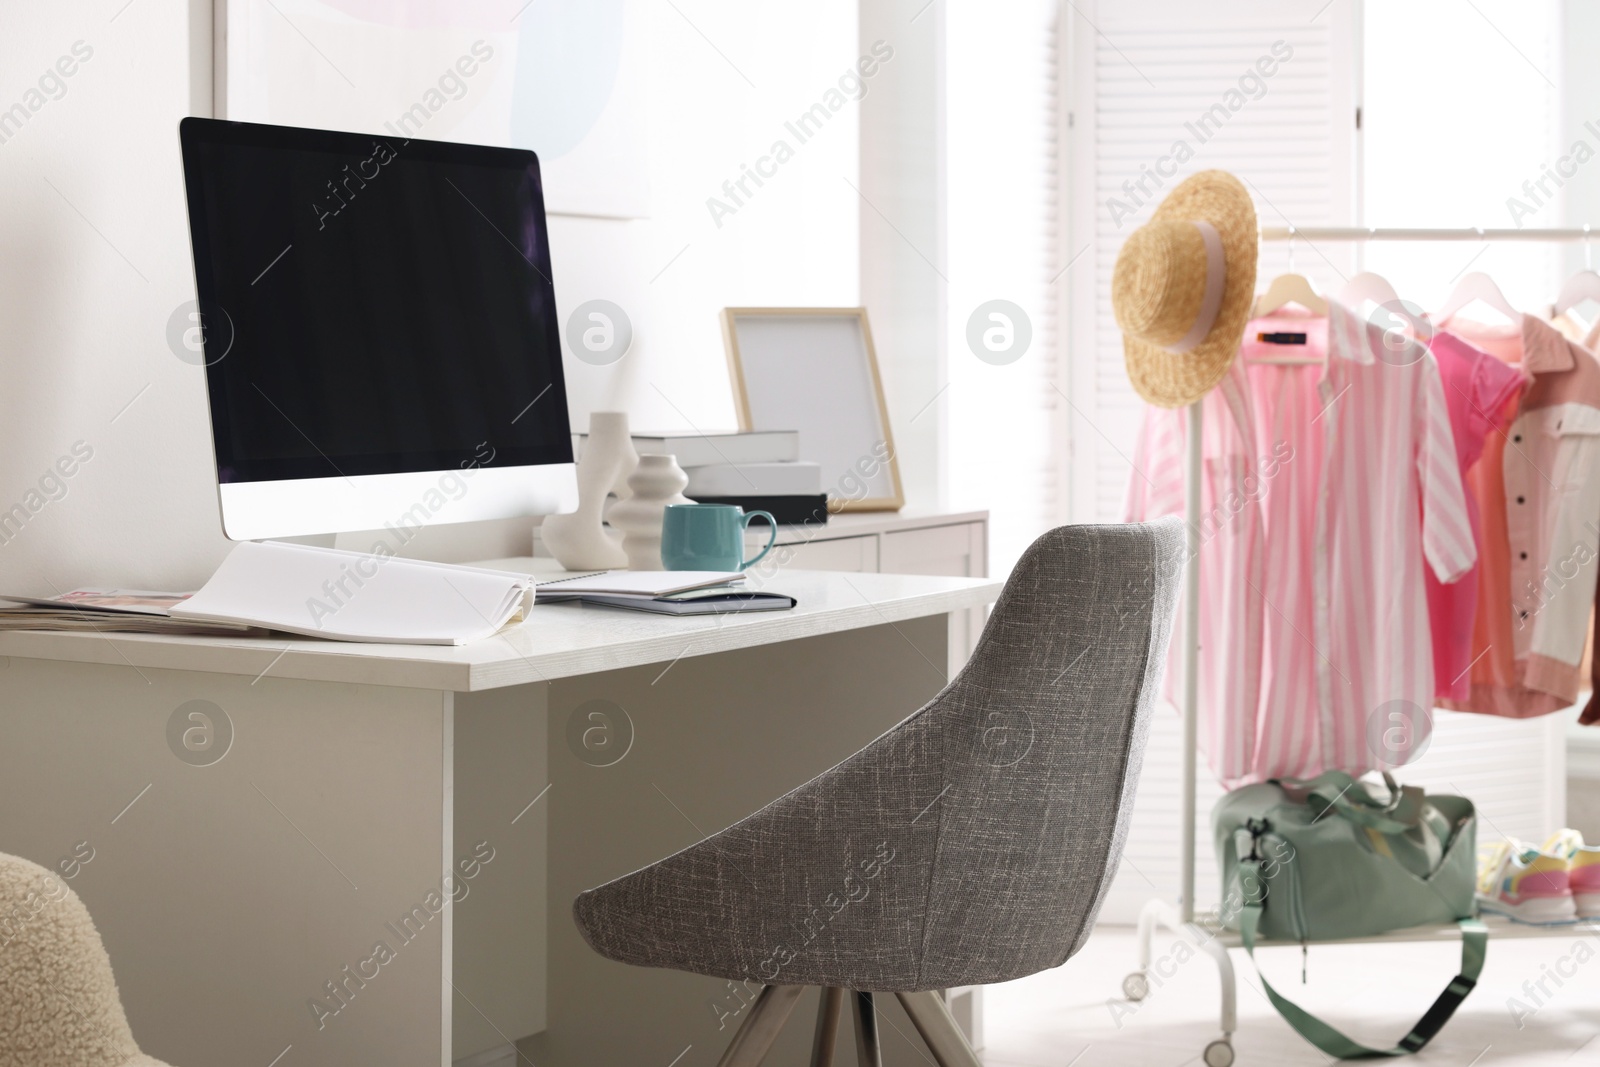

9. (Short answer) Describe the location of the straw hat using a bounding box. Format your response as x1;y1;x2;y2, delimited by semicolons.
1113;170;1258;408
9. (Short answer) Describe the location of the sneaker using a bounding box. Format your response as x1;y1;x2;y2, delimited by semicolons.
1542;829;1600;921
1476;839;1577;925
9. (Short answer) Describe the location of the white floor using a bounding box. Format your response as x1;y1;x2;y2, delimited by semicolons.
981;925;1600;1066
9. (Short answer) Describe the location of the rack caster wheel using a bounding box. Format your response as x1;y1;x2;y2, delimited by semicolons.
1121;971;1150;1001
1202;1038;1235;1067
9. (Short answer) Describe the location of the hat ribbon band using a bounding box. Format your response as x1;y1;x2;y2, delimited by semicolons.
1166;220;1225;354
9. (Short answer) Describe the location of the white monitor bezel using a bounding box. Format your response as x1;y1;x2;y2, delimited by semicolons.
179;118;579;544
215;464;578;542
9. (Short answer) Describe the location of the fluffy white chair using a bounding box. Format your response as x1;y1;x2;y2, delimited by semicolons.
0;851;172;1067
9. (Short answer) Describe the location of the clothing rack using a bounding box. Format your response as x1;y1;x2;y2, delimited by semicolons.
1130;224;1600;1067
1261;224;1600;242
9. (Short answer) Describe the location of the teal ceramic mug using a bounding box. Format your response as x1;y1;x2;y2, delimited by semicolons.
660;503;777;572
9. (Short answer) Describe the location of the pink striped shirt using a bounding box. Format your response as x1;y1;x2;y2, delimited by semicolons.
1126;301;1476;785
1124;365;1267;783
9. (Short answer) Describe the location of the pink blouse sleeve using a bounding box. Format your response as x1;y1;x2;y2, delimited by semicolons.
1123;405;1186;523
1416;356;1477;584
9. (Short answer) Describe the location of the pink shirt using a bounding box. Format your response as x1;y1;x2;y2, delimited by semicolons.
1124;366;1266;784
1425;332;1524;702
1126;301;1476;785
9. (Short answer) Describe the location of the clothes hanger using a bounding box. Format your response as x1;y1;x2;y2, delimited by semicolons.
1552;228;1600;329
1252;273;1330;317
1342;272;1438;358
1248;230;1325;364
1338;271;1400;311
1553;272;1600;315
1251;228;1330;317
1434;271;1519;326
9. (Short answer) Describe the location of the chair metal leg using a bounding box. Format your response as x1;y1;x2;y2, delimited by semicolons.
851;991;882;1067
810;987;844;1066
896;990;984;1067
714;984;806;1067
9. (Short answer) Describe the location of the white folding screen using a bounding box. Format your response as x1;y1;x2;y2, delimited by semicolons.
1350;0;1569;935
1065;0;1360;524
1063;0;1566;922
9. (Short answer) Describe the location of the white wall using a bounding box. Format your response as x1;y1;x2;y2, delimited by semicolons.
558;0;862;432
0;1;877;586
0;1;231;592
860;0;946;514
944;0;1060;574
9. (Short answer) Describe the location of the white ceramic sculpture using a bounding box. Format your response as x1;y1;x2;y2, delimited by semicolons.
541;412;637;570
608;453;693;570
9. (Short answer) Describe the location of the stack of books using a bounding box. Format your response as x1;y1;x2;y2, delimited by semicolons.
577;430;828;525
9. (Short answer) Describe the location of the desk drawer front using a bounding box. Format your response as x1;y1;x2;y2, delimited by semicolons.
771;534;878;573
880;523;983;578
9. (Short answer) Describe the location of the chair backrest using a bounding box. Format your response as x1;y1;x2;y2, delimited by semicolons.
571;519;1184;993
913;519;1182;986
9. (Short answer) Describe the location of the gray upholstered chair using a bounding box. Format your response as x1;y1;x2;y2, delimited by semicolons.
573;519;1183;1066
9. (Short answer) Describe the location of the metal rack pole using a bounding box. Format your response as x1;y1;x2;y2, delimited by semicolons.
1260;224;1598;242
1181;400;1202;923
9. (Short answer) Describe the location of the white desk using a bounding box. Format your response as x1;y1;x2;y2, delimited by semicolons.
540;507;991;674
0;566;1001;1067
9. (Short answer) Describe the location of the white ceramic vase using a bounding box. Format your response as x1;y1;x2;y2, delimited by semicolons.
541;412;637;570
608;453;692;570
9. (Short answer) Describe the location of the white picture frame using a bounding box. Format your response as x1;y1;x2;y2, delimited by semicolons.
720;308;904;513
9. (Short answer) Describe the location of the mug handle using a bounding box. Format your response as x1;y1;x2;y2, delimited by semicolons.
739;511;778;570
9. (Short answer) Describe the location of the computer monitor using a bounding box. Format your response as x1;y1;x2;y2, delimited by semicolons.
178;118;578;542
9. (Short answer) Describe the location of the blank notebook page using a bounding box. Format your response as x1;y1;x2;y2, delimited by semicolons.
170;541;532;644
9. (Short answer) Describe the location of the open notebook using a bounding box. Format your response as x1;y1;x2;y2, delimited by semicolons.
534;570;796;615
169;541;535;645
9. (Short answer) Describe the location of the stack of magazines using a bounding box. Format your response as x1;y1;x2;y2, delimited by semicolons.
0;590;268;637
0;542;539;645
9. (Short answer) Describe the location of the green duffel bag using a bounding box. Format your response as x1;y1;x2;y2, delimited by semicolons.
1212;770;1487;1059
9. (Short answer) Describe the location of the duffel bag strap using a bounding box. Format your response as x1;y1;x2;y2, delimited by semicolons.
1278;772;1423;834
1236;891;1486;1058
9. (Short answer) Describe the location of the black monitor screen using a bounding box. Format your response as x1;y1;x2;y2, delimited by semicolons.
179;118;572;483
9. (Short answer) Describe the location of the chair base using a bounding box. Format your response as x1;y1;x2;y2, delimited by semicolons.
714;985;980;1067
852;991;882;1067
896;990;982;1067
811;987;845;1066
715;985;806;1067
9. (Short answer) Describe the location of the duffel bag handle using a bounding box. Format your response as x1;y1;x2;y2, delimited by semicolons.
1277;771;1424;833
1236;856;1485;1058
1238;899;1485;1057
